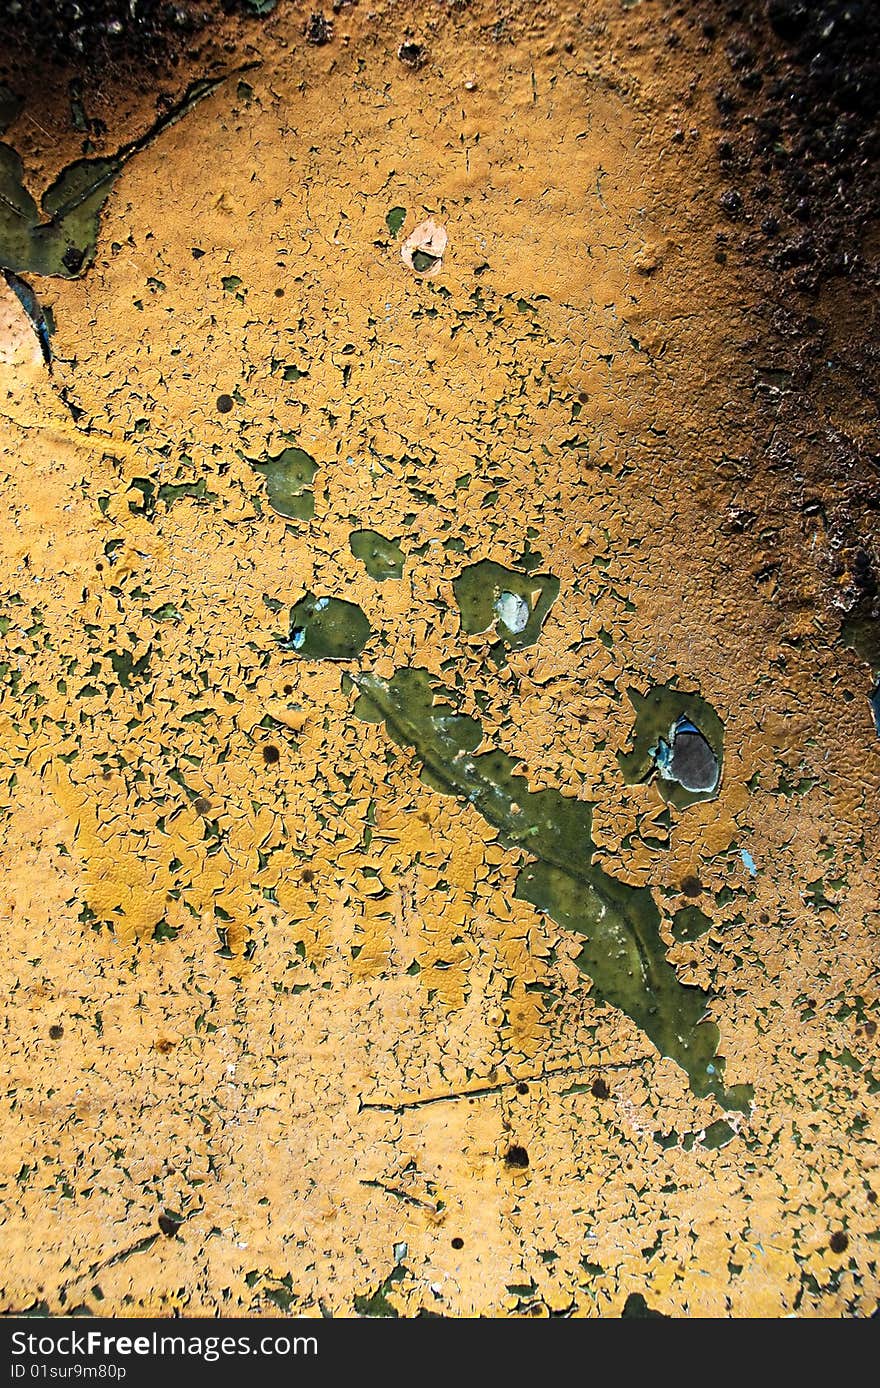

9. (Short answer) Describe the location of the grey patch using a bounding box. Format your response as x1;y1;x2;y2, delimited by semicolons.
666;726;719;793
494;591;529;634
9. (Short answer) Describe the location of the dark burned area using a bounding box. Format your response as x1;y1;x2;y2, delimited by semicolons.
1;0;209;60
698;1;880;651
711;1;880;296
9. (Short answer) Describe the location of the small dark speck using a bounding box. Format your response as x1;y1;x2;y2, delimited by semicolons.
867;1189;877;1205
516;1082;528;1095
194;797;212;814
451;1237;464;1250
719;188;743;219
398;41;426;69
301;868;315;884
829;1231;848;1254
216;394;233;414
49;1024;64;1040
622;1291;667;1318
158;1214;182;1238
274;288;285;297
283;684;293;695
591;1078;610;1099
262;744;280;765
62;246;85;274
681;875;703;898
305;12;333;44
505;1144;530;1169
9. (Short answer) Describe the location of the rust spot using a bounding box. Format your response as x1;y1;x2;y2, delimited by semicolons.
505;1145;530;1170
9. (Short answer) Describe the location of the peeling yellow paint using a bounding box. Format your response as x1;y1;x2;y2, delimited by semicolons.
0;0;877;1320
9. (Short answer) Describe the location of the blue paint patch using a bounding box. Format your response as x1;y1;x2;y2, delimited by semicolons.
3;268;52;366
652;737;673;778
740;849;757;876
870;683;880;737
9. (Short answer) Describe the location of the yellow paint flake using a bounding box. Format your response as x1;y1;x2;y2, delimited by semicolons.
0;0;877;1320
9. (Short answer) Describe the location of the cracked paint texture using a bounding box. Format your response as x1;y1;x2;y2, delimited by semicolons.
0;0;878;1319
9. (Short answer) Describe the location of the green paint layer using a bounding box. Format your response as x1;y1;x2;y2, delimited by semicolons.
349;529;405;580
453;559;559;651
351;665;750;1111
250;446;318;520
672;905;713;942
286;594;371;660
385;206;406;237
619;683;725;809
0;74;238;279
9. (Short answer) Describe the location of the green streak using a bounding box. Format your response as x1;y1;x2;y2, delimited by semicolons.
352;666;750;1112
250;446;317;520
0;72;246;279
453;559;559;651
349;529;405;581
